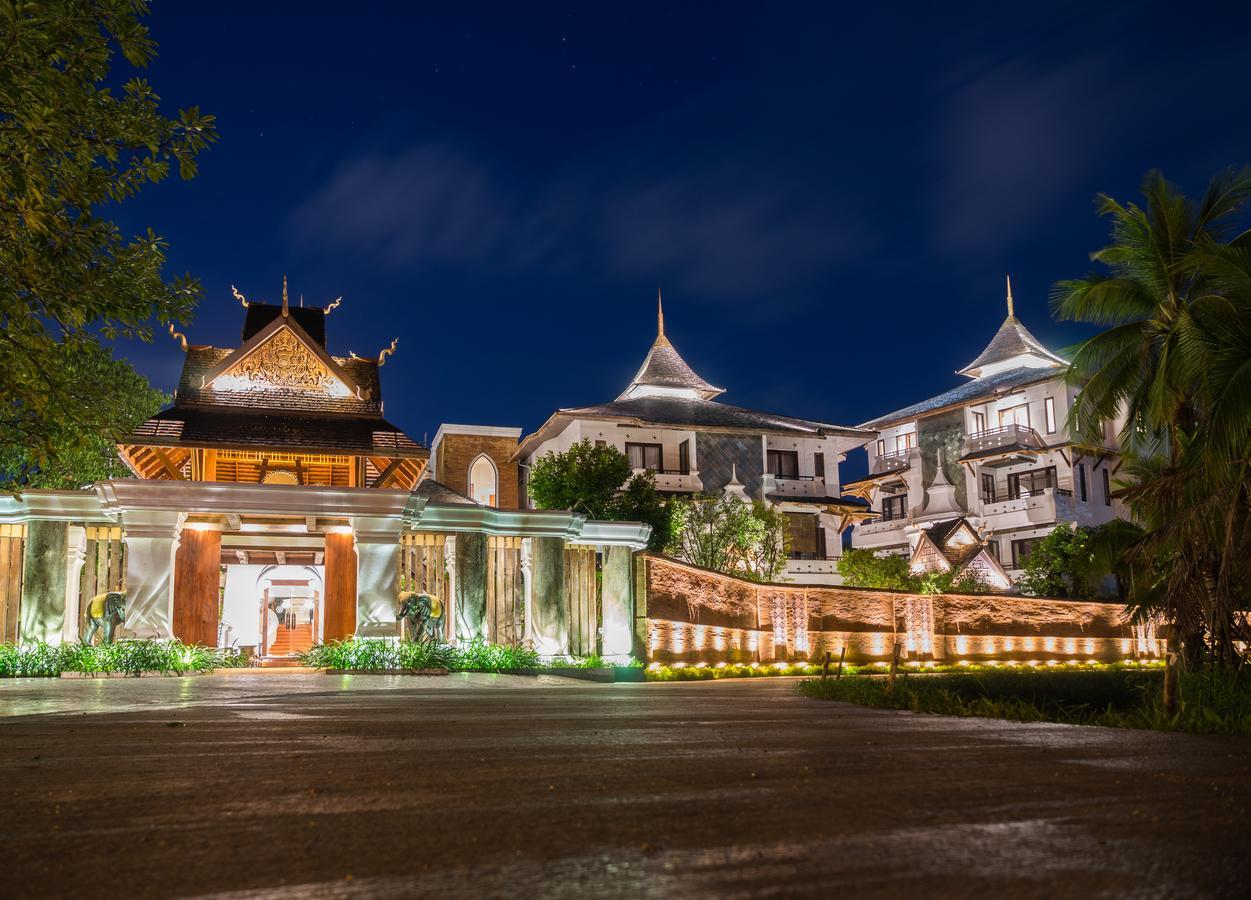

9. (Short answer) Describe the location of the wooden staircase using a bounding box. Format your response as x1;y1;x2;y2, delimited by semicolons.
267;622;313;658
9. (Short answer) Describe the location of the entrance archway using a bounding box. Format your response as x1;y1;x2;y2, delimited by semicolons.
256;565;324;658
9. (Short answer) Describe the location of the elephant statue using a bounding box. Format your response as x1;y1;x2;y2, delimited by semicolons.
397;592;444;643
83;591;126;645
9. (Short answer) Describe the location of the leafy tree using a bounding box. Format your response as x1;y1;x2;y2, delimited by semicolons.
668;494;790;583
1013;525;1097;599
1053;168;1251;664
527;440;674;551
1;1;216;491
838;547;995;595
837;548;914;591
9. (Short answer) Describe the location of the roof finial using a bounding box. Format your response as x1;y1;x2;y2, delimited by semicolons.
281;275;289;317
1005;274;1015;319
657;289;665;337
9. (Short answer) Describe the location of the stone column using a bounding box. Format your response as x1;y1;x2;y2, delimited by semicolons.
120;511;184;640
455;532;488;642
520;538;534;646
530;536;567;656
61;526;88;644
443;536;457;642
352;516;402;639
600;545;634;662
19;520;69;643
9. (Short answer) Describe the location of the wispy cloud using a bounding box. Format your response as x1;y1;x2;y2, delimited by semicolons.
286;144;864;299
931;53;1127;251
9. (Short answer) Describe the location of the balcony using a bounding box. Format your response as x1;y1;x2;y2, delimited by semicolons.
764;473;825;498
981;486;1073;526
871;447;913;475
784;557;840;582
962;424;1046;466
635;468;703;493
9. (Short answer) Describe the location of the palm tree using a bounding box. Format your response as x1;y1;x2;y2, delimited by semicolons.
1053;168;1251;665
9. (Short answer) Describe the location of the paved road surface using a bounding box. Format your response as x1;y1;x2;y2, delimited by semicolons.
1;673;1248;899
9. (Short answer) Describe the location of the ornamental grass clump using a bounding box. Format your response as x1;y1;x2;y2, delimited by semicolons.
647;662;822;681
0;641;64;677
451;640;540;672
0;640;224;677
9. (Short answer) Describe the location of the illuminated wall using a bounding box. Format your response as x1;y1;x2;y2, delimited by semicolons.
642;555;1161;667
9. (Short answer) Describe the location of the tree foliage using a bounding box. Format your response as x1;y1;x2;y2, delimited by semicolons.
1053;168;1251;665
668;494;790;583
837;547;994;595
526;440;675;551
1013;524;1098;599
0;1;216;491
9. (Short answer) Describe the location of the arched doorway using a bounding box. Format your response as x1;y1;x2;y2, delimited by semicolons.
468;454;498;507
257;565;324;658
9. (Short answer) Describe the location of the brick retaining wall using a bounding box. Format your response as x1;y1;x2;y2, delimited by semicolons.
640;555;1161;666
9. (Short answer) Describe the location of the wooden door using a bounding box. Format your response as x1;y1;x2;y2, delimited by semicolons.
172;527;222;646
323;531;357;641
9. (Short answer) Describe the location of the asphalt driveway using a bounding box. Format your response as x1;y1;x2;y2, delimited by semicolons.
0;673;1247;899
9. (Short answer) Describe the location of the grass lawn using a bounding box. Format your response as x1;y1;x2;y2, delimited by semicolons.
796;666;1251;735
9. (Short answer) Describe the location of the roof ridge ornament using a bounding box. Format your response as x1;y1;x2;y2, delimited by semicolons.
324;297;342;315
657;288;665;338
168;323;189;351
281;275;289;317
231;285;249;308
1006;274;1015;319
377;337;398;366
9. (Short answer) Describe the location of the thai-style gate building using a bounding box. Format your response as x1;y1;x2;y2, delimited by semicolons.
0;284;648;661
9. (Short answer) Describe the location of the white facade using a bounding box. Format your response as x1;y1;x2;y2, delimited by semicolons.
850;289;1128;583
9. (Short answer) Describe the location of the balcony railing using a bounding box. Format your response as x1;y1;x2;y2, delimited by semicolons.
770;473;814;481
963;424;1046;456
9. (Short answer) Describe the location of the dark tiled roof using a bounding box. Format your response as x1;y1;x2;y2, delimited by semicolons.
861;366;1061;430
922;517;984;569
958;315;1068;377
243;303;327;346
412;478;478;506
562;396;872;437
619;334;724;400
766;494;871;509
174;346;382;416
128;407;425;457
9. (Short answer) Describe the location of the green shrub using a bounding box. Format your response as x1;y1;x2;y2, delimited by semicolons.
0;639;224;677
0;641;64;677
299;638;455;670
796;666;1251;735
451;640;540;672
647;662;822;681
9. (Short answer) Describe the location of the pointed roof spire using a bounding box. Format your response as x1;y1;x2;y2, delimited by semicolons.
617;292;725;400
281;275;289;317
957;278;1067;379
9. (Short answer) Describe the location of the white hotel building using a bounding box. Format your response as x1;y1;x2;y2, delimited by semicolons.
845;282;1128;582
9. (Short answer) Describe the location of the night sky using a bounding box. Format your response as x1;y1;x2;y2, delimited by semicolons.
112;2;1251;481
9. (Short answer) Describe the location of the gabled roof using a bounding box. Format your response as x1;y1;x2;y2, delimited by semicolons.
243;302;328;347
617;294;724;400
411;478;478;506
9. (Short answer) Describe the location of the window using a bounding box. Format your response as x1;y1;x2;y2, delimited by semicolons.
1007;466;1056;499
987;540;1001;562
880;493;907;521
1077;464;1087;502
894;431;916;453
594;440;606;448
1102;469;1112;506
998;403;1030;429
678;440;690;475
814;452;825;479
467;454;498;507
625;442;662;471
767;449;799;478
1044;397;1057;434
1011;537;1042;568
787;513;823;559
981;473;996;504
876;438;886;457
972;411;987;434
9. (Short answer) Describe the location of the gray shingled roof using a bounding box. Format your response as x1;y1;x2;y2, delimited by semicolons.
412;478;478;505
618;334;724;400
958;315;1068;377
860;366;1062;430
564;395;872;437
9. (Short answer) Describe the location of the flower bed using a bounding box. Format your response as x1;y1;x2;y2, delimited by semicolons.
0;640;237;677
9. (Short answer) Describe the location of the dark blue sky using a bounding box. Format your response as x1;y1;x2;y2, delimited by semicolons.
115;1;1251;478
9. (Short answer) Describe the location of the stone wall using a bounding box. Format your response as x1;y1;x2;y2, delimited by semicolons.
642;554;1159;666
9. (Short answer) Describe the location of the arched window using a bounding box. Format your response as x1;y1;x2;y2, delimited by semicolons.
468;454;498;507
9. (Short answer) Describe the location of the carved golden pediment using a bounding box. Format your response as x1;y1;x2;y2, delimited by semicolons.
216;328;339;393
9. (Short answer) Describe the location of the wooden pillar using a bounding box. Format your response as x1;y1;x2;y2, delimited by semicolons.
172;525;221;646
324;530;357;641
